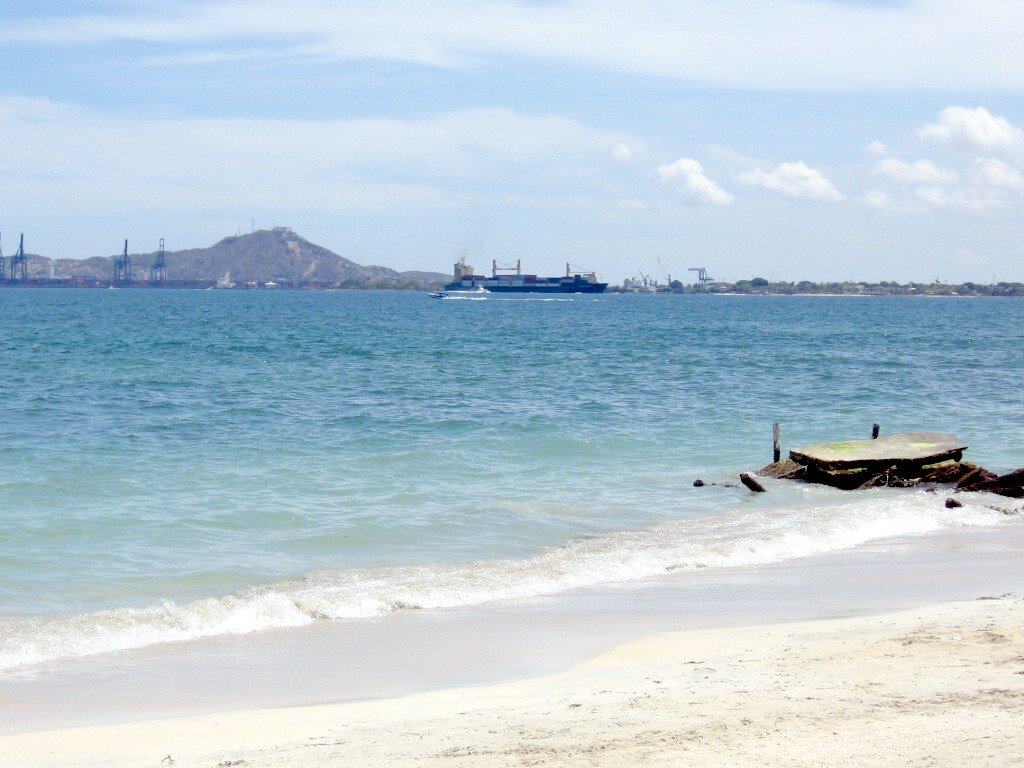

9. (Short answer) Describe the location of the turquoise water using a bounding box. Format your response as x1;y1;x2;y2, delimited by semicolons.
0;289;1021;668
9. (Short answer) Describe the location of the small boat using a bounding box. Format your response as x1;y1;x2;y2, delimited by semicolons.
428;290;447;298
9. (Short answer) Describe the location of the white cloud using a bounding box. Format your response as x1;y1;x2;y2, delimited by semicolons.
913;185;1006;215
736;161;842;201
657;158;734;206
0;97;640;215
863;141;889;158
0;95;78;121
7;1;1024;90
862;189;893;209
970;158;1024;189
618;198;653;212
873;158;957;185
863;106;1024;219
609;143;633;163
860;189;925;214
918;106;1024;158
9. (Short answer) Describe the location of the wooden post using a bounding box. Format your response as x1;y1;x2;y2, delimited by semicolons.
772;423;781;463
871;423;880;440
740;472;766;493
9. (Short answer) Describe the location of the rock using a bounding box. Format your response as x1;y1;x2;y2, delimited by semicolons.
961;467;1024;498
956;466;998;491
757;458;805;480
920;461;977;484
693;479;705;487
945;497;963;508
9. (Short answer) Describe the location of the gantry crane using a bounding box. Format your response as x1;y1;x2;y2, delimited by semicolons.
688;267;713;285
114;240;132;283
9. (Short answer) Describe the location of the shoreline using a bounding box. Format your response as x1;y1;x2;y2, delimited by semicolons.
4;595;1023;767
3;522;1024;737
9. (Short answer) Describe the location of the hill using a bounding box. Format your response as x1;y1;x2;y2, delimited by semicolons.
24;228;449;288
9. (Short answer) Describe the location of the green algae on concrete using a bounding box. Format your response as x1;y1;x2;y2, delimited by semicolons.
789;432;967;471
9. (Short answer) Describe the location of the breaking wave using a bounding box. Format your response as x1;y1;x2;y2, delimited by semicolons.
0;490;1015;671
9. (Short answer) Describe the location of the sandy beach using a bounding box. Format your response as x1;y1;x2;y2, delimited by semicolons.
5;594;1023;767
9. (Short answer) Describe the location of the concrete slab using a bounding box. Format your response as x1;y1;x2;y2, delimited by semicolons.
789;432;967;471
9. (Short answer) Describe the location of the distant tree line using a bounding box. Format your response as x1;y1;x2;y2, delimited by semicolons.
612;278;1024;297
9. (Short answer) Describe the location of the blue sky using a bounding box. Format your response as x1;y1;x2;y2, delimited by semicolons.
2;1;1023;282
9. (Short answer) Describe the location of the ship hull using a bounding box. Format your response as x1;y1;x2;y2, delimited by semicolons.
480;282;608;293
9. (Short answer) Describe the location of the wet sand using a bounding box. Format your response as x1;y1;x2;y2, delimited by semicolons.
4;593;1024;767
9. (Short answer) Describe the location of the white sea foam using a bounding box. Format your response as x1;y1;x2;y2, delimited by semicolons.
0;491;1015;671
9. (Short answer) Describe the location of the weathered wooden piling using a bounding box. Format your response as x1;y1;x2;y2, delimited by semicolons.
871;423;881;440
740;472;766;493
772;423;781;463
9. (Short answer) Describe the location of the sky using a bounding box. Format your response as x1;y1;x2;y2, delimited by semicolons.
2;1;1024;283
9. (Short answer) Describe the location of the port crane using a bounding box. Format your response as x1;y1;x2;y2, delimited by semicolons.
625;271;658;291
114;240;132;283
149;238;166;283
688;266;713;285
9;233;27;281
657;257;672;286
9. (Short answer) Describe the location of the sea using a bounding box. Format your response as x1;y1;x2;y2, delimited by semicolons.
1;288;1022;725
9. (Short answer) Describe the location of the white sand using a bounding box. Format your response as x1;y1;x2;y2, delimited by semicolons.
4;596;1023;767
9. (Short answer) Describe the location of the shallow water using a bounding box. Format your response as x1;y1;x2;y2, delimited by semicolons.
0;289;1021;670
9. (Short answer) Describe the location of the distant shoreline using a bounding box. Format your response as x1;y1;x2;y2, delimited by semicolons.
2;281;1021;297
612;281;1024;297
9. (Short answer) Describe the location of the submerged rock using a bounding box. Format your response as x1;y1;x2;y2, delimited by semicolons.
757;458;805;480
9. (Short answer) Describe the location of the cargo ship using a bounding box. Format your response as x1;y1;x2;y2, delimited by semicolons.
444;259;607;293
